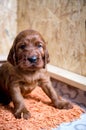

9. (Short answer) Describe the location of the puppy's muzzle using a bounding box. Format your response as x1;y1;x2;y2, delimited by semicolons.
28;56;37;63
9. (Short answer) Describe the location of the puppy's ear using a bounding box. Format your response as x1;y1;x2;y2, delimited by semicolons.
44;49;50;68
7;41;16;66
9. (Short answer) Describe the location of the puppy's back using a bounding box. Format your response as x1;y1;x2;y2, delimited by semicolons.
0;62;17;104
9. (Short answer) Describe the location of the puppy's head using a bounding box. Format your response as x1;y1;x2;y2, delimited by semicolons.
7;29;50;71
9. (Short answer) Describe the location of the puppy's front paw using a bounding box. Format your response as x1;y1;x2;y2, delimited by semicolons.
55;101;73;109
14;108;31;119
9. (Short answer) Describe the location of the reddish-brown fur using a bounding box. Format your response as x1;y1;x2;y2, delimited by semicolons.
0;29;72;119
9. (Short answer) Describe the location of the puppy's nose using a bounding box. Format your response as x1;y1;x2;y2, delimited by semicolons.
28;56;37;63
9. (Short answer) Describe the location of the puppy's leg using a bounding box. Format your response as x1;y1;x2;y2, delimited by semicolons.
9;85;30;119
39;77;73;109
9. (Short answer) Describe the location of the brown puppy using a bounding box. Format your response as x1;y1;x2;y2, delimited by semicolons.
0;30;72;119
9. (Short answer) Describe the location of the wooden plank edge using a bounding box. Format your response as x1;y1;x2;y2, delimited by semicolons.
46;64;86;91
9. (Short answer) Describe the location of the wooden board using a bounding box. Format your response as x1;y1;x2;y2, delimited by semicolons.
17;0;86;76
47;64;86;91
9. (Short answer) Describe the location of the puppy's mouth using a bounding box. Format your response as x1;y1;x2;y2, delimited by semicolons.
17;55;44;71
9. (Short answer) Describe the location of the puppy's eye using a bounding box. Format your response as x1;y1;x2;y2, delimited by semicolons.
20;44;26;49
37;43;43;48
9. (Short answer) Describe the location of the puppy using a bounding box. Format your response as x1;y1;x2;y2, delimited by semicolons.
0;29;72;119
